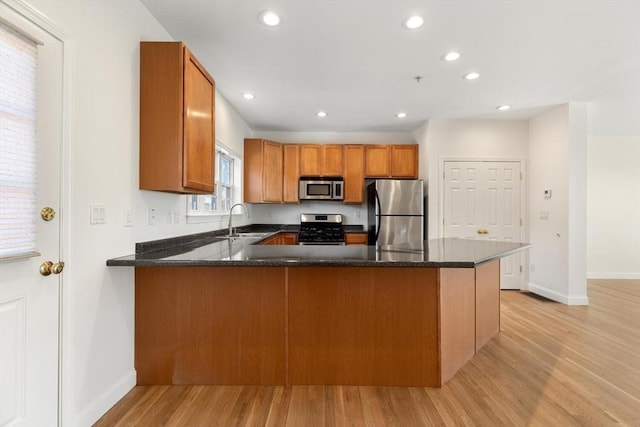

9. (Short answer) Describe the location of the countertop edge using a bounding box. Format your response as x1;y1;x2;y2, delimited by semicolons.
106;259;477;268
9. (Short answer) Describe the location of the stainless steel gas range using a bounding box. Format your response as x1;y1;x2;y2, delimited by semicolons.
297;214;345;245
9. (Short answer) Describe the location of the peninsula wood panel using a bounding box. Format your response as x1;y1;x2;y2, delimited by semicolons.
439;268;476;384
287;267;440;387
135;267;286;385
475;260;500;350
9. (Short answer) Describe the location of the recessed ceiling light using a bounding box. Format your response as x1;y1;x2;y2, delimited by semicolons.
497;105;511;111
442;51;461;61
243;92;255;100
404;15;424;29
259;10;281;26
317;111;327;118
463;72;480;80
396;112;407;118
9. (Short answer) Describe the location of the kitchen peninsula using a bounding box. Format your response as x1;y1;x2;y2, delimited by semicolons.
108;232;529;388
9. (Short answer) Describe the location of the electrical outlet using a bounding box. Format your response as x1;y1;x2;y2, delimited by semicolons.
173;210;180;224
355;210;361;219
166;211;172;224
530;264;536;272
124;207;133;227
148;208;157;225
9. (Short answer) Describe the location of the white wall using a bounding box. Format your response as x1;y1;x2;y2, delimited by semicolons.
414;119;529;239
528;104;588;304
24;1;252;425
586;96;640;278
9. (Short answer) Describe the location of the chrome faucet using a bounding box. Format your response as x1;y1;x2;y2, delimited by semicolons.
228;203;249;236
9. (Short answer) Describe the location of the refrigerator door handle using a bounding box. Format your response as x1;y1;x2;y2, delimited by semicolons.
375;190;382;243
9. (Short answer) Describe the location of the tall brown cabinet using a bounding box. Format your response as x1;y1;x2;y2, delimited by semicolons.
139;41;215;194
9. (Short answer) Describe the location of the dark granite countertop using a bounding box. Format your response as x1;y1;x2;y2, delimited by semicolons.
106;225;529;268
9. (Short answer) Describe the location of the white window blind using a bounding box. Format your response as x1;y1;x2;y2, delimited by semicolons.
0;22;38;258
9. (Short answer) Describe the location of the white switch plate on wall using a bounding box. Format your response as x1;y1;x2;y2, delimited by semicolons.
148;208;157;225
124;207;133;227
90;203;106;225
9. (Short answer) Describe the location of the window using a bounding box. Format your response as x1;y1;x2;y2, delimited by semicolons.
187;143;240;219
0;22;38;258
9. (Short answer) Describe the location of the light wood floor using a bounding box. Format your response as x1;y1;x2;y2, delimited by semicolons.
94;279;640;426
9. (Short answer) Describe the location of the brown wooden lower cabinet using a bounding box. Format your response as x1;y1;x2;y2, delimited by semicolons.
134;260;500;387
344;232;368;245
258;232;298;245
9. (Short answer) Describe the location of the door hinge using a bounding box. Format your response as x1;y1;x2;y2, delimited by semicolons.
443;171;445;179
520;172;523;180
519;265;523;273
520;218;523;226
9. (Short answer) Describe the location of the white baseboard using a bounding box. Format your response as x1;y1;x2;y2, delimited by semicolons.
527;282;589;306
587;272;640;280
72;369;136;427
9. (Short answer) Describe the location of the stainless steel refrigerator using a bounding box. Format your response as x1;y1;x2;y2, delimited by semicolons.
367;179;424;246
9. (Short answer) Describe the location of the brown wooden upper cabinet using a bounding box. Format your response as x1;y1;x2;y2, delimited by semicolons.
244;139;283;203
343;145;365;204
390;145;419;178
365;144;419;179
299;144;344;177
283;145;300;203
139;41;215;194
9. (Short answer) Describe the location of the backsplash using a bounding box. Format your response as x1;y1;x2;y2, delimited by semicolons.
250;201;367;226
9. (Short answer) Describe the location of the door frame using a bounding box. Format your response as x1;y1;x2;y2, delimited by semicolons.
1;0;75;425
439;157;527;290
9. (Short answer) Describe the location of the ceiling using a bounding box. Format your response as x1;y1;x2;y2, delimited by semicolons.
140;0;640;133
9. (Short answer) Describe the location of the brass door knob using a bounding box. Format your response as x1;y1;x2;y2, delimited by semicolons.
476;229;489;235
40;261;65;276
41;207;56;221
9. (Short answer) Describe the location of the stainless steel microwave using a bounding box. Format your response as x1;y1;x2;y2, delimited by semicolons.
299;177;344;200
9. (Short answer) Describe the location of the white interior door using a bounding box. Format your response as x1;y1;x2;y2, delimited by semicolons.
0;5;64;426
443;161;524;289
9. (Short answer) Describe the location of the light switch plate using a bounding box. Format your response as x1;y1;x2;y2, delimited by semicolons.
124;207;133;227
90;203;106;225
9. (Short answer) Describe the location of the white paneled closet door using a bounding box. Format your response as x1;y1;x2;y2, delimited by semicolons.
443;161;524;289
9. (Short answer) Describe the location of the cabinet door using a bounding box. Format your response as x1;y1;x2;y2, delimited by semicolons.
280;233;299;245
345;232;368;245
263;141;283;202
299;145;322;176
323;145;343;176
183;48;215;192
390;145;418;178
283;145;300;203
365;145;390;177
343;145;364;203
